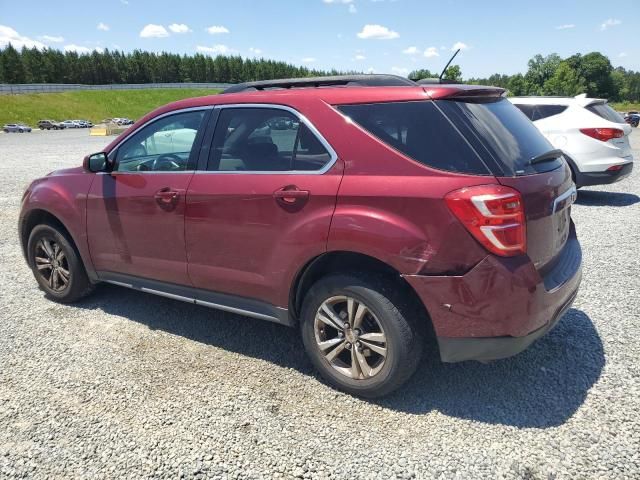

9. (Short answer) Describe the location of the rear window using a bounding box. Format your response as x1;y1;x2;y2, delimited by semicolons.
338;101;491;175
436;98;562;176
586;103;625;123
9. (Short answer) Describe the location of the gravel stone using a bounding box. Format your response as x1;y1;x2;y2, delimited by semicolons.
0;128;639;479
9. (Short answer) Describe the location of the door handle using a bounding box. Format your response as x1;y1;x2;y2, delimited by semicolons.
273;186;310;205
154;187;180;206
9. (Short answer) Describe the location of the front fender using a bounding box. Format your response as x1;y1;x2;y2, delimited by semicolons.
20;172;96;280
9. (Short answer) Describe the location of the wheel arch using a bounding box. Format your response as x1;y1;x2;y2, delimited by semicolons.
289;250;434;335
20;209;75;261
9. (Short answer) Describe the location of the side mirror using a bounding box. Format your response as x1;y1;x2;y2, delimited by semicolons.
83;152;109;172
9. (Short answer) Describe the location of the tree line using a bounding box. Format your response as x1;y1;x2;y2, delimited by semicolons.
1;44;638;103
0;44;347;85
411;52;639;103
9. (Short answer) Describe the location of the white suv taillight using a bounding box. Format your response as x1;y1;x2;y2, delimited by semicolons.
579;127;624;142
445;185;526;257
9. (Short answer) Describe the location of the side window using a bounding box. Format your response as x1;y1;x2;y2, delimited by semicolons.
209;108;332;172
115;110;205;172
513;104;535;120
536;105;568;120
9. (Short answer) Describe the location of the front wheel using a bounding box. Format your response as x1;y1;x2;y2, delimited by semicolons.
300;274;424;398
27;224;94;303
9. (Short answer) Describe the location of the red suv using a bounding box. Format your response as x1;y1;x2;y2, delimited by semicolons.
19;75;582;397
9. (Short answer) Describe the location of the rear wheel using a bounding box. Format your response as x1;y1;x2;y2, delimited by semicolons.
27;224;94;303
300;274;424;398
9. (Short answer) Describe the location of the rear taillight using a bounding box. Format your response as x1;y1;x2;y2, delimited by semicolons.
606;164;624;172
445;185;526;257
579;127;624;142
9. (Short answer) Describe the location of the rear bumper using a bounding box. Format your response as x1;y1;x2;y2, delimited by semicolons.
575;161;633;187
403;227;582;363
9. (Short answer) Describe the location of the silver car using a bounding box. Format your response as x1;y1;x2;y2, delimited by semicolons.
3;123;32;133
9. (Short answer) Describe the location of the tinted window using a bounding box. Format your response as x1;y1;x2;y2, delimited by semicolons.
209;108;332;172
338;101;491;175
535;105;568;120
586;103;625;123
436;98;561;176
115;110;205;172
514;104;535;120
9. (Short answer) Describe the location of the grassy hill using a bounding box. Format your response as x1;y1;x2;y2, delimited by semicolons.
0;88;221;126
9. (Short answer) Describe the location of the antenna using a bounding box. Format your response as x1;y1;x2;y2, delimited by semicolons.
438;48;461;82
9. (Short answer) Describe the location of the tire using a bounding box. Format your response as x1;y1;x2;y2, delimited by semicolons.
27;224;94;303
300;273;424;398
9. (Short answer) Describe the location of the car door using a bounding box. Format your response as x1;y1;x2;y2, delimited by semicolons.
185;105;343;308
86;108;209;285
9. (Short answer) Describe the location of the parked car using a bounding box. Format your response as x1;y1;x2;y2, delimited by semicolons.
3;123;32;133
19;75;583;397
625;113;639;128
37;120;64;130
60;120;80;129
510;94;634;188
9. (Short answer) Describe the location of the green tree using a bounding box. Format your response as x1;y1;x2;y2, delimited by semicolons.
543;62;585;96
1;43;27;83
408;69;435;81
524;53;562;94
443;65;462;82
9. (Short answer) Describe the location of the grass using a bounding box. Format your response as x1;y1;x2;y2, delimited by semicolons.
0;88;221;126
610;102;640;112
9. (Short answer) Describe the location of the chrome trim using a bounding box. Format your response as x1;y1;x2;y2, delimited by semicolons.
96;171;196;175
105;280;133;288
198;103;338;175
140;287;195;304
105;279;281;323
106;106;214;161
552;184;577;213
195;299;279;322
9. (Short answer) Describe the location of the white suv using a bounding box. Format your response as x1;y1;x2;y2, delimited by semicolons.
509;94;634;187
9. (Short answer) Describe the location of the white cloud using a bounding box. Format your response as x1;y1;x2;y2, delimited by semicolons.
140;24;169;38
206;25;230;35
366;67;376;74
64;44;103;54
0;25;46;49
302;57;316;63
40;35;64;43
354;54;366;60
451;41;469;51
424;47;439;57
600;18;621;30
120;0;129;4
349;4;357;13
97;22;110;31
196;44;233;55
357;24;399;40
402;46;419;55
249;47;262;55
555;24;575;30
619;52;628;58
168;23;191;34
391;66;409;76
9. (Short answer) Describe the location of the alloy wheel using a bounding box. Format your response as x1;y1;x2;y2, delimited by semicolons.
314;295;388;380
34;237;70;292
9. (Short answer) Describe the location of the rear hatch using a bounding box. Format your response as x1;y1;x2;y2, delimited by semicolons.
577;96;633;159
435;95;576;271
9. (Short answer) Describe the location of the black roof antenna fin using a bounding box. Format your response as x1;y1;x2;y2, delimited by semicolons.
438;48;461;83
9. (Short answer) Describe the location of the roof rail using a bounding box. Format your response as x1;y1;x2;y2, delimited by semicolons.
221;74;417;94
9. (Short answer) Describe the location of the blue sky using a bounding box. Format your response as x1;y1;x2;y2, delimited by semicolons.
0;0;638;77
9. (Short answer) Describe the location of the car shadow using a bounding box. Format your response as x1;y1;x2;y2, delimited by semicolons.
75;285;603;428
575;190;639;207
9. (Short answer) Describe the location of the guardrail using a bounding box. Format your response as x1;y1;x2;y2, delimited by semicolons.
0;83;233;95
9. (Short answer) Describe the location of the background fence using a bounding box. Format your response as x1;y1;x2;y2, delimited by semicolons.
0;83;234;95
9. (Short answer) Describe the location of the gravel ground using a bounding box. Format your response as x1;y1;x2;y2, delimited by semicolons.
1;128;639;479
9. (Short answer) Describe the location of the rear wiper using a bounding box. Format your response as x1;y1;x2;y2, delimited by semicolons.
528;149;564;165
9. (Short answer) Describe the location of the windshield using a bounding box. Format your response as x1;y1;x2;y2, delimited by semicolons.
586;103;626;124
436;98;563;176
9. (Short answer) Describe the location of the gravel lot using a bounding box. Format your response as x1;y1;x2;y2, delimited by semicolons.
1;128;639;479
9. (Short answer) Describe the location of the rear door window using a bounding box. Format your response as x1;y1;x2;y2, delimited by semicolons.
585;103;625;123
338;101;491;175
535;105;568;120
436;98;562;176
513;104;536;120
